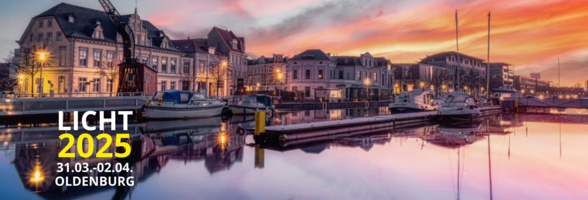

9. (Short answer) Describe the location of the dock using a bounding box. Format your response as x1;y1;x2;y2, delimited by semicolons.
253;106;502;142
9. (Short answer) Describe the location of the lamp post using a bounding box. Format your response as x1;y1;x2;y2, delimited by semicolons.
37;51;48;96
364;78;371;102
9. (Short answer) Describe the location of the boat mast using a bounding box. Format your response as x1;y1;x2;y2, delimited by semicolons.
487;119;494;200
487;12;491;98
455;10;461;91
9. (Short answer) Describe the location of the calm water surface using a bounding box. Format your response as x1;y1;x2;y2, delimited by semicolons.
1;108;587;200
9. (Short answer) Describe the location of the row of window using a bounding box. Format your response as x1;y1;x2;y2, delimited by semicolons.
29;32;63;43
140;56;189;74
37;19;53;28
289;69;383;83
76;78;113;93
78;48;118;68
160;81;178;91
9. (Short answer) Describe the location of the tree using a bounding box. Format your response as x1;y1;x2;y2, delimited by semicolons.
95;57;119;96
208;58;230;97
7;44;48;96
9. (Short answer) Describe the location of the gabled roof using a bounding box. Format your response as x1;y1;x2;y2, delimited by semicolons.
33;3;118;42
290;49;332;61
31;3;179;51
171;39;210;54
334;56;361;66
212;27;245;53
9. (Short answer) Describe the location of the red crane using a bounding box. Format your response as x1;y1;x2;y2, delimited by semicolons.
98;0;155;94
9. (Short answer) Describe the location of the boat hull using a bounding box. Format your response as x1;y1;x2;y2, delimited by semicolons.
230;106;272;115
389;106;427;113
437;113;481;122
143;105;224;119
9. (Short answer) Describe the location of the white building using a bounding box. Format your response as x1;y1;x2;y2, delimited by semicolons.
15;3;193;95
287;49;394;101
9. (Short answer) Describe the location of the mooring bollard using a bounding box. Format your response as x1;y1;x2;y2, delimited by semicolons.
255;111;265;136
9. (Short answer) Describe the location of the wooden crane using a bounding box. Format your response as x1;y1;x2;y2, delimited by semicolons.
97;0;156;94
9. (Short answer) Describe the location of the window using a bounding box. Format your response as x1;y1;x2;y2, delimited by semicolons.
374;73;377;82
79;48;88;67
161;81;167;91
305;87;311;97
93;50;102;68
171;59;177;73
141;56;148;64
183;60;190;74
59;47;66;66
78;78;87;92
106;79;113;92
305;70;310;79
199;62;205;74
47;32;52;41
37;33;43;42
106;52;114;67
161;58;168;73
92;78;100;92
357;71;361;80
39;21;44;28
209;48;215;55
339;71;344;79
170;81;176;90
68;15;75;23
293;70;298;79
56;32;62;41
29;34;33;42
318;70;324;79
48;20;52;27
152;57;158;70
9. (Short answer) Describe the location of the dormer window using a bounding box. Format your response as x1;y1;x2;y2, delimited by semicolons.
93;26;104;40
231;39;238;49
68;14;75;23
209;47;216;55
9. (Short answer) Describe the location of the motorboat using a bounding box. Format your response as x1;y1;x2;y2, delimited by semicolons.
230;94;274;115
437;91;481;122
389;89;442;113
142;90;226;119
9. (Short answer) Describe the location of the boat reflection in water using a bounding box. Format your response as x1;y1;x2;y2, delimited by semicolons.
3;111;588;200
423;122;482;147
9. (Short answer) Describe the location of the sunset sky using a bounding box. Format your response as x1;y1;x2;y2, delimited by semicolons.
1;0;587;86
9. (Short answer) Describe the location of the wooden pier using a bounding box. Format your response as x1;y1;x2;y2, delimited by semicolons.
253;106;502;143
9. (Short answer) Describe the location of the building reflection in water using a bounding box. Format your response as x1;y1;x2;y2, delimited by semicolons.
7;116;247;199
4;111;588;199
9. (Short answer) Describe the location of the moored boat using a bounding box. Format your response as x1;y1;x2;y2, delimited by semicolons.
142;90;226;119
437;91;481;122
389;89;442;113
230;94;274;115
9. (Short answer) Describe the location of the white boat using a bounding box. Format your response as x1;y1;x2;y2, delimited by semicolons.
437;91;481;122
389;89;442;113
230;94;274;115
142;90;226;119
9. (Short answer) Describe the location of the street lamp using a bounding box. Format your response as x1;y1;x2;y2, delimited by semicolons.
364;78;371;102
36;50;49;96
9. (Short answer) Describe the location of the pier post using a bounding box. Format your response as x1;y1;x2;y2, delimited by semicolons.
254;144;265;169
255;111;265;136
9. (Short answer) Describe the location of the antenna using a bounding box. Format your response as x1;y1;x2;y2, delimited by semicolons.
455;9;461;91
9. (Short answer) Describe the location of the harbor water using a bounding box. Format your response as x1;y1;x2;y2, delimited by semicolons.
0;107;587;200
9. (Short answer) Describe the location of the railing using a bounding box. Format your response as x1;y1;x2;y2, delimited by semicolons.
2;92;157;99
0;95;147;115
514;98;588;108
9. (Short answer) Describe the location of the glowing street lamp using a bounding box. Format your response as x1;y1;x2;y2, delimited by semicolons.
364;78;371;102
36;50;49;95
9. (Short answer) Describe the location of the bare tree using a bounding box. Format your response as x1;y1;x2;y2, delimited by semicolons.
95;58;119;96
8;44;48;96
208;58;230;97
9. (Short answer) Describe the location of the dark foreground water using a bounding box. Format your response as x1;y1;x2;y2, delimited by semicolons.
1;108;587;200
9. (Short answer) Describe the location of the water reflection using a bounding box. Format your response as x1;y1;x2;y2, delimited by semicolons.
1;110;588;199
